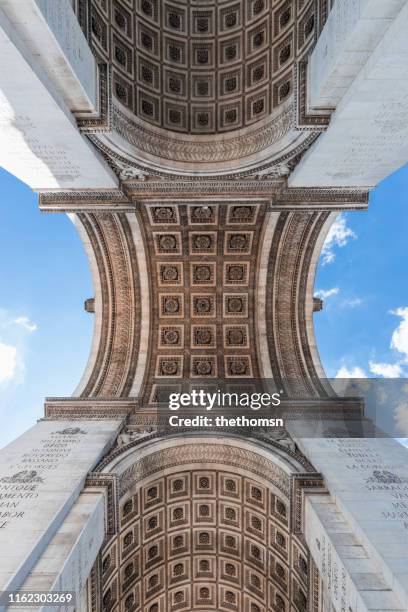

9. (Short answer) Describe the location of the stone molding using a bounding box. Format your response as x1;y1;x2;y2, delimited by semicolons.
112;104;295;163
76;213;142;397
38;190;132;213
118;443;292;498
310;557;322;612
91;129;320;180
290;473;327;534
77;63;111;132
97;429;316;476
85;473;119;539
294;57;333;130
265;211;333;396
38;186;368;212
86;558;102;612
43;397;137;419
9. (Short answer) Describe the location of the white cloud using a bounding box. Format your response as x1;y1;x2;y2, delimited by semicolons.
321;214;356;265
13;316;37;333
369;361;404;378
364;308;408;379
342;298;363;308
390;307;408;362
394;403;408;437
315;287;339;300
0;341;17;384
335;366;367;378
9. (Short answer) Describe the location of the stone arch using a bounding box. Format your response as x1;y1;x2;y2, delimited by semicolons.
71;204;335;402
72;211;149;398
87;435;321;612
73;0;333;176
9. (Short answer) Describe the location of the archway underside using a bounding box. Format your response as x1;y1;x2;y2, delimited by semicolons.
73;0;334;175
87;0;318;135
75;203;331;402
90;439;317;612
101;468;308;612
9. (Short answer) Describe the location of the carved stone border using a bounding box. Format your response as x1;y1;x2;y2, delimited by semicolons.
109;103;295;164
89;128;319;180
294;58;333;131
266;211;331;396
76;213;142;397
290;473;327;534
43;397;137;419
85;473;119;543
38;190;132;214
310;557;322;612
126;184;367;204
38;186;368;213
76;474;119;612
96;426;316;475
86;557;102;612
274;187;368;208
120;446;282;496
77;63;112;132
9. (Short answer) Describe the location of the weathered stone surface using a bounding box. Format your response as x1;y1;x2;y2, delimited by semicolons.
0;420;122;594
291;0;408;187
0;1;116;189
299;437;408;610
305;494;405;612
8;491;105;611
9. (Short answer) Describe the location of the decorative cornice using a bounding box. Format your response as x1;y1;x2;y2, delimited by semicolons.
89;129;319;180
43;397;137;419
96;428;316;477
38;190;132;213
111;104;295;164
273;187;369;209
38;185;369;212
39;191;126;200
117;443;292;498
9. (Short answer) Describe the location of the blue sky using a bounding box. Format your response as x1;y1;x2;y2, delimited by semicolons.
0;164;408;448
314;164;408;381
0;167;93;448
